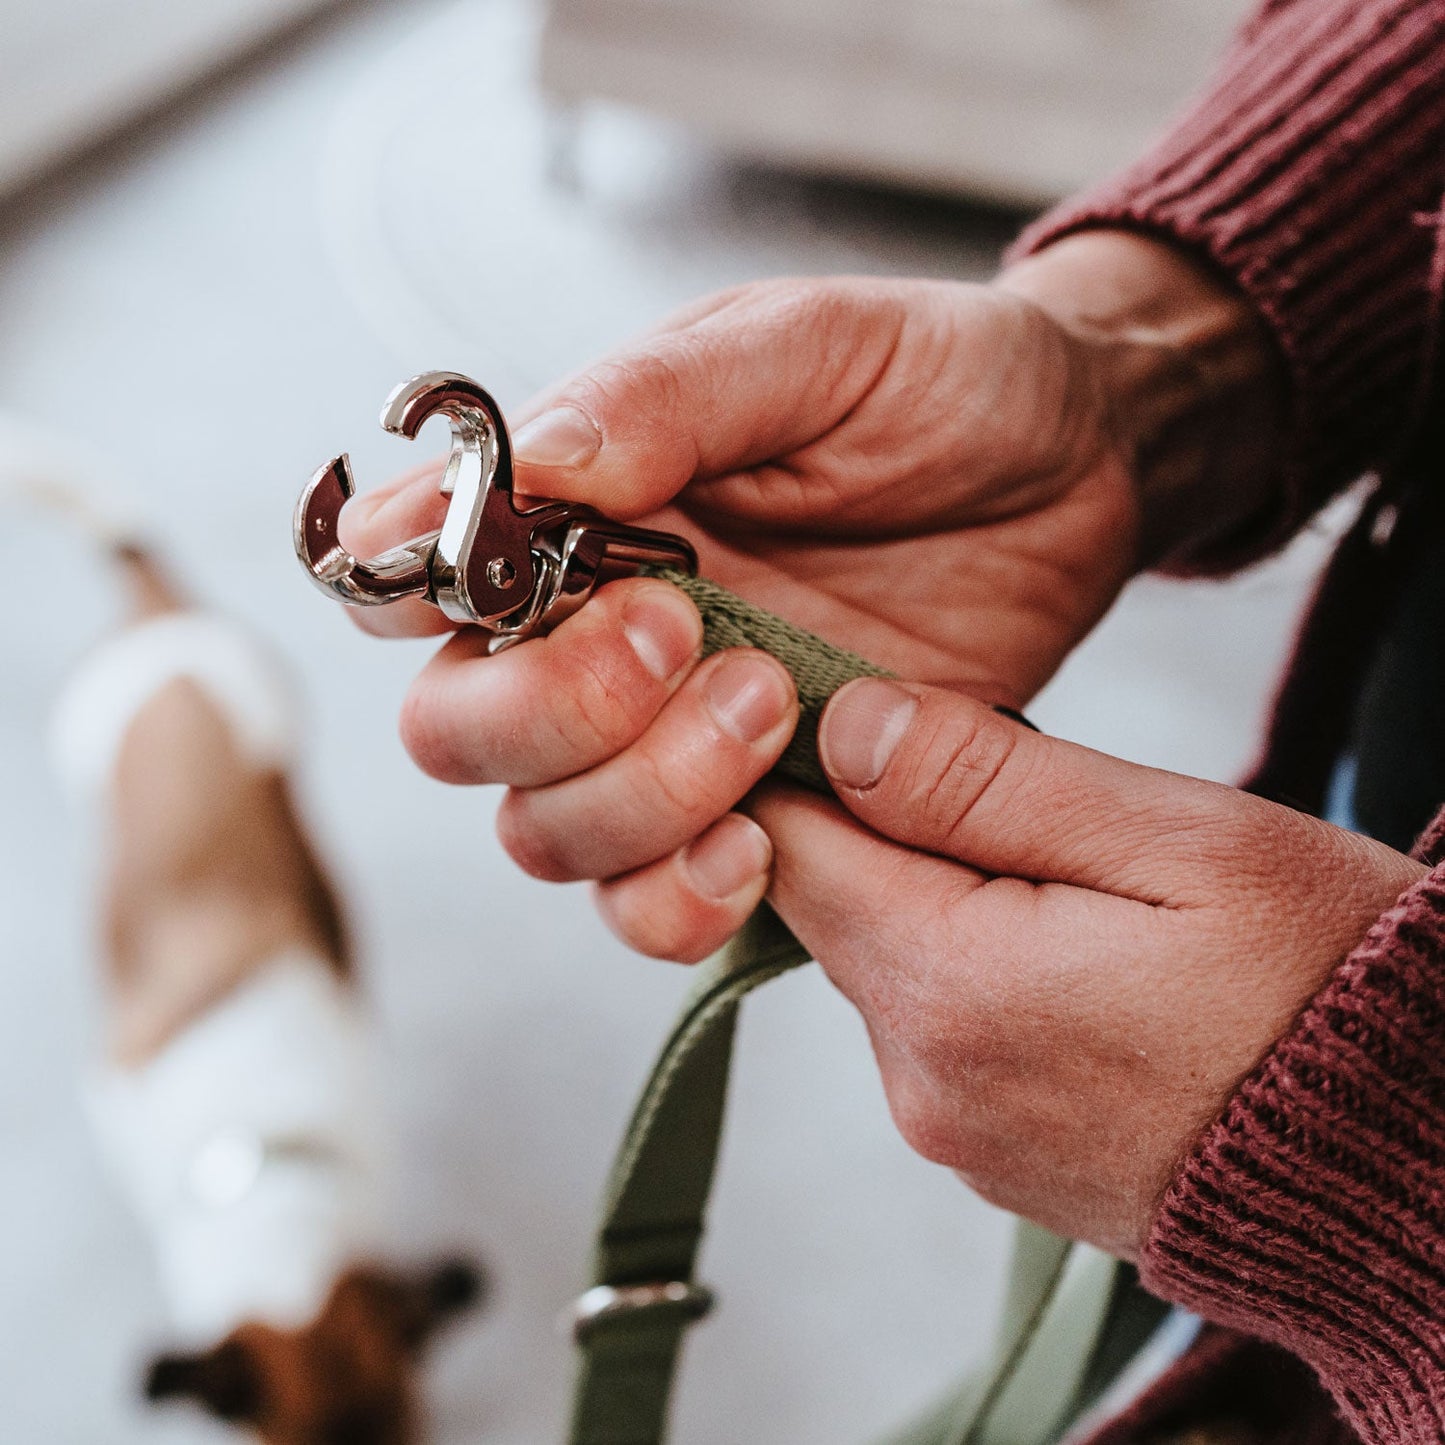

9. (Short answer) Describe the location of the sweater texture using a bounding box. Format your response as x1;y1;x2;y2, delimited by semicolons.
1016;2;1445;1441
1018;0;1445;564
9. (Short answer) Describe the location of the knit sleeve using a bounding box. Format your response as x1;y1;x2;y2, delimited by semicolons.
1140;850;1445;1443
1011;0;1445;566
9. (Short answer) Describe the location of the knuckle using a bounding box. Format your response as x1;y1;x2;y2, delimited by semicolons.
538;606;664;769
901;705;1022;853
581;347;691;429
399;678;471;783
600;878;718;964
494;794;576;883
750;279;836;334
550;634;644;758
631;735;722;828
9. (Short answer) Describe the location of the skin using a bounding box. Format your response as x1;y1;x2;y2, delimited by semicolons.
337;231;1427;1257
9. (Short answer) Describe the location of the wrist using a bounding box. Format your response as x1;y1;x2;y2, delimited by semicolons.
998;231;1287;568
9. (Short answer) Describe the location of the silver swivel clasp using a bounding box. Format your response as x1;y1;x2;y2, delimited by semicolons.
294;371;697;647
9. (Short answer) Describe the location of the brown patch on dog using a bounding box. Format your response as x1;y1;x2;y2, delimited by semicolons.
144;1258;484;1445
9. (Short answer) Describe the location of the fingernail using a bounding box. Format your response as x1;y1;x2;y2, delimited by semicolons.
705;653;794;743
622;584;702;683
512;406;602;468
820;678;917;789
684;814;773;902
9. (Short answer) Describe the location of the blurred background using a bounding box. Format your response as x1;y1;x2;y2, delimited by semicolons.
0;0;1347;1441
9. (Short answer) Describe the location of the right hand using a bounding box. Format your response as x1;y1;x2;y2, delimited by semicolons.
338;250;1275;959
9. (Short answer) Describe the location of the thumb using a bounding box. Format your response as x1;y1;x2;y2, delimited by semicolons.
340;280;904;557
817;678;1247;901
506;280;903;518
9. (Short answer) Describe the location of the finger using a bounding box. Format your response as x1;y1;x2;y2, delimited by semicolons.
401;577;703;786
496;649;797;881
336;457;446;546
592;813;774;964
750;787;989;1015
347;597;454;640
336;458;453;639
817;678;1271;903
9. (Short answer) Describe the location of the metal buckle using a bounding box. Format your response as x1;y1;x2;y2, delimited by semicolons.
294;371;697;647
569;1280;715;1344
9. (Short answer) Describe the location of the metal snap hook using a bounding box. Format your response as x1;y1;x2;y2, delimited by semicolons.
379;371;565;627
294;371;699;642
294;371;552;624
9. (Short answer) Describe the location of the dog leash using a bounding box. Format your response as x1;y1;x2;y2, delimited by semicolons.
566;572;1165;1445
295;373;1168;1445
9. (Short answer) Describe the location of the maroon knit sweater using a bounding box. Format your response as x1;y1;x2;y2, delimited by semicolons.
1016;3;1445;1442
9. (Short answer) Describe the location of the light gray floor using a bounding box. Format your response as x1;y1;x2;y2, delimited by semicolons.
0;2;1343;1441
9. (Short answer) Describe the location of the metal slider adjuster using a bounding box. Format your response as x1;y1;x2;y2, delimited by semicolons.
570;1281;716;1344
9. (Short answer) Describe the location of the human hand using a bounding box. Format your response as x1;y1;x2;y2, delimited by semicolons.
342;269;1151;707
707;680;1425;1258
343;235;1282;699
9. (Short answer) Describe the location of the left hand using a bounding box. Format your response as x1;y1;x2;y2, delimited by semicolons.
603;678;1427;1257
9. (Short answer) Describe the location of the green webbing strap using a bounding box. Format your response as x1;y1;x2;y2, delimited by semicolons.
569;906;810;1445
883;1250;1167;1445
568;570;1154;1445
665;570;895;791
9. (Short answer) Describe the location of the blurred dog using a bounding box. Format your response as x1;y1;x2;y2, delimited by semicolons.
49;536;482;1445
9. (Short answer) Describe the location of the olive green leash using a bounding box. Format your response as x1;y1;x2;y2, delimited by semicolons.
566;571;1167;1445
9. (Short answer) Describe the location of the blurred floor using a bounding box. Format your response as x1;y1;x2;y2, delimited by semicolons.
0;1;1340;1441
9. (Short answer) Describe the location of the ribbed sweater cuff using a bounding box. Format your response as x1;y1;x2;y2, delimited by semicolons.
1012;0;1445;567
1141;859;1445;1444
